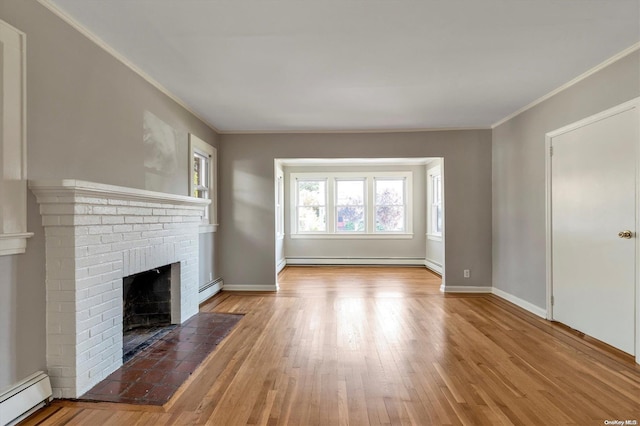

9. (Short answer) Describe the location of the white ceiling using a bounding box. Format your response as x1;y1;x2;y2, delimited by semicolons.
48;0;640;132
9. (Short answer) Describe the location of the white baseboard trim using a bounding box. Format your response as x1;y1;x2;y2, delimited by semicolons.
199;278;223;304
424;259;442;274
223;284;279;292
285;257;425;266
491;287;547;318
440;285;492;293
0;371;52;426
276;258;287;273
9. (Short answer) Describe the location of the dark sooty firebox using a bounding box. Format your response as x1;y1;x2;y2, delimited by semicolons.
123;264;172;331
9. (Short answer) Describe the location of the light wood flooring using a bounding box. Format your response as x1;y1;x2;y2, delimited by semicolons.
24;266;640;425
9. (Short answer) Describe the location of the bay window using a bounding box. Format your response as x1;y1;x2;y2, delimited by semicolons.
291;172;412;238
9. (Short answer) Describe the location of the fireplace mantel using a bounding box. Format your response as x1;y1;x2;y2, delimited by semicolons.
29;179;210;398
29;179;211;207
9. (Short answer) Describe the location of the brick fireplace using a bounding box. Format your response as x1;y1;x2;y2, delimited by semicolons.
30;180;210;398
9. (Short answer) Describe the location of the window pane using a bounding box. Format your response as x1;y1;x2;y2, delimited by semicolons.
336;180;364;205
336;206;365;232
193;156;201;195
298;180;326;206
298;207;326;232
436;205;442;233
375;179;404;205
376;206;405;232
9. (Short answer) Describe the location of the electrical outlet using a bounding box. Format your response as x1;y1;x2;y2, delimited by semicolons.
463;269;470;278
209;272;213;281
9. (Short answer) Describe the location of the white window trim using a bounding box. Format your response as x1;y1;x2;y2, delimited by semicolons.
0;20;33;255
189;134;217;232
427;165;442;241
276;169;285;240
290;171;413;239
294;177;329;234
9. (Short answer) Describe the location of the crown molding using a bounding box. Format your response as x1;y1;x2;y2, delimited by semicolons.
492;42;640;129
220;126;489;135
37;0;221;135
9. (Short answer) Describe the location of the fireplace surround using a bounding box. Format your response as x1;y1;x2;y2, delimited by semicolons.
30;180;210;398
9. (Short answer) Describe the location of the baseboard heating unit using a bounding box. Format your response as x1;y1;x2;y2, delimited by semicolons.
0;371;52;426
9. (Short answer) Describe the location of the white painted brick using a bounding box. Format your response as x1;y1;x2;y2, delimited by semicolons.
111;241;135;252
101;234;123;244
90;206;118;215
102;306;120;323
88;225;114;235
132;224;150;231
88;319;113;338
77;313;103;334
73;215;102;226
107;199;129;206
75;267;91;279
125;216;144;224
111;260;123;272
152;208;167;215
113;224;133;233
76;294;102;311
143;216;159;223
88;263;112;276
88;282;113;298
76;235;102;246
100;288;120;305
75;246;89;258
117;207;153;216
102;216;125;224
87;244;112;255
88;299;115;318
123;232;142;241
76;255;103;268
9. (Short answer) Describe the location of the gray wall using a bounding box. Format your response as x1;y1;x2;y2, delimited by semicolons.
492;50;640;309
283;164;427;261
219;130;492;286
0;0;219;389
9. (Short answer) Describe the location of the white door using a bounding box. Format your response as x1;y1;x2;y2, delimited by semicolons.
551;104;638;355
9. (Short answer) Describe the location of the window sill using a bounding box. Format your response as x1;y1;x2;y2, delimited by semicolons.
291;233;413;240
0;232;34;256
426;233;443;242
198;224;218;234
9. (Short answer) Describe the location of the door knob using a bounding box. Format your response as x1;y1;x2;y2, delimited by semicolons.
618;230;633;239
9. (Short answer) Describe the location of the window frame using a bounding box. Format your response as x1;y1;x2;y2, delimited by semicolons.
374;177;408;233
290;171;413;239
335;178;367;233
189;133;217;232
276;171;285;239
0;20;33;256
295;178;329;234
427;165;443;241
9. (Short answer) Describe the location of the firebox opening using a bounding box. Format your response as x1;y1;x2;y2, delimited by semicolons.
122;263;176;362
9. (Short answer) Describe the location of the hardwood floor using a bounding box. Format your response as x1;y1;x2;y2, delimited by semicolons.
24;266;640;425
